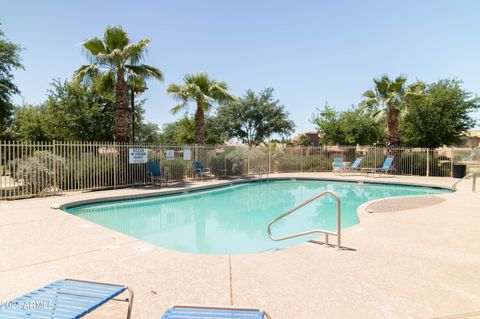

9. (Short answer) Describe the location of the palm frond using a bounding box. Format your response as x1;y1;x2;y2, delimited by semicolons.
372;109;386;123
73;64;99;83
94;70;116;95
166;83;182;94
167;72;232;115
103;26;129;51
126;64;164;81
170;102;187;114
82;37;107;56
124;39;150;64
362;89;376;99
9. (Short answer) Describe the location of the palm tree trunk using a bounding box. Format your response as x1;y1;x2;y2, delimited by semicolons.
113;71;131;142
387;102;402;174
194;102;205;145
387;102;400;147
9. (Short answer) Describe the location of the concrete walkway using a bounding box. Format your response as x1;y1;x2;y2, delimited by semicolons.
0;173;479;319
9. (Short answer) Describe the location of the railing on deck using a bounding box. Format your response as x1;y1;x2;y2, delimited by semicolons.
0;141;478;199
267;190;342;248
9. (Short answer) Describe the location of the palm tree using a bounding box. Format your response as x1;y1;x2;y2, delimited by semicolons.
167;72;233;145
74;26;163;142
361;75;424;147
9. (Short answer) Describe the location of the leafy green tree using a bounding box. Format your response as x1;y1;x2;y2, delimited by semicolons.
0;25;23;139
297;134;313;147
159;115;227;145
135;122;162;144
11;80;114;141
11;79;158;142
217;88;295;146
166;72;233;145
11;105;49;141
311;105;344;145
360;75;424;147
400;79;479;148
312;105;383;145
43;80;114;141
74;26;163;142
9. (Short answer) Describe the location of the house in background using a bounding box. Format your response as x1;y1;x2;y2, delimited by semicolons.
460;130;480;147
292;131;321;146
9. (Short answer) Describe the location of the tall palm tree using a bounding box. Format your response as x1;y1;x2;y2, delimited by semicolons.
167;72;233;145
361;75;424;147
74;26;163;142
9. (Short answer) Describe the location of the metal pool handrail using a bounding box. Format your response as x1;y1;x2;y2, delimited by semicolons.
452;172;476;192
267;190;341;248
255;165;269;181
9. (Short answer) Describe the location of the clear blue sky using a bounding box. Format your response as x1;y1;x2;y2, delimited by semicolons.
2;0;480;134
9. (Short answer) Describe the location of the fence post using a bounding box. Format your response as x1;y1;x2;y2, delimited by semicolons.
300;147;303;172
268;143;272;173
451;148;454;178
113;141;117;189
426;148;430;177
247;146;250;175
52;140;57;195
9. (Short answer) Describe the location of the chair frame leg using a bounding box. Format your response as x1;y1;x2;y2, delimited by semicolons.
65;279;134;319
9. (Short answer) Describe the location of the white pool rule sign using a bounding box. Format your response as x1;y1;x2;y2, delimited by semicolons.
166;149;175;160
128;148;148;164
183;148;191;160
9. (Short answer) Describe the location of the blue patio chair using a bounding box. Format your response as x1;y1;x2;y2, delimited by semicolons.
362;156;395;176
0;278;133;319
147;161;166;185
332;157;346;174
194;160;212;178
161;305;272;319
344;157;364;175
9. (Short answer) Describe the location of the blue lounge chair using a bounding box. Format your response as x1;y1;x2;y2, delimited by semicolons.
362;156;395;176
161;305;272;319
344;157;364;175
194;160;212;178
332;157;346;174
147;161;166;185
0;279;133;319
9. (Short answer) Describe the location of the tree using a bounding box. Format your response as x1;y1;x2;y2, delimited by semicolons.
297;134;313;147
360;75;424;147
11;80;114;141
135;122;162;144
217;88;295;146
74;25;163;142
312;104;383;145
10;79;157;142
166;72;233;145
159;115;227;145
11;105;49;141
43;80;114;141
0;25;23;139
400;79;479;148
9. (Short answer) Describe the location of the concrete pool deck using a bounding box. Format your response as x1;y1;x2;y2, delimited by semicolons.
0;173;479;319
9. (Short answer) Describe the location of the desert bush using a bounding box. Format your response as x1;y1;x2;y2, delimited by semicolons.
12;151;66;195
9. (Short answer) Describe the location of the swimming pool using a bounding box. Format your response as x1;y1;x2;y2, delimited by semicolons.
65;180;449;254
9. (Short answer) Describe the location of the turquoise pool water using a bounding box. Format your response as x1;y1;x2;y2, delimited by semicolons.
65;180;449;254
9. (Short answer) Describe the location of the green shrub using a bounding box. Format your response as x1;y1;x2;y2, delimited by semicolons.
303;154;332;171
275;151;301;172
12;151;66;195
399;151;450;177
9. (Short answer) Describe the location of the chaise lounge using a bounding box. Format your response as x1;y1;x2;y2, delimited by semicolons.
160;305;272;319
0;279;133;319
344;157;364;175
362;156;395;177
